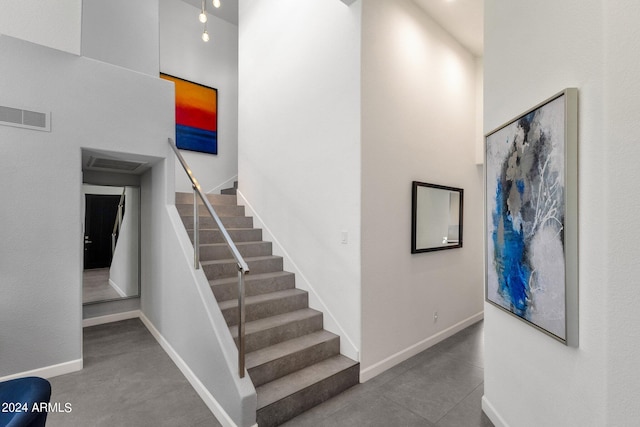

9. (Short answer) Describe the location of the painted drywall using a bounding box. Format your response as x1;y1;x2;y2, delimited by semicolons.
160;0;239;194
140;162;256;427
0;34;173;378
360;0;484;377
81;0;160;76
109;186;140;297
238;0;362;359
603;2;640;423
0;0;81;54
483;0;611;425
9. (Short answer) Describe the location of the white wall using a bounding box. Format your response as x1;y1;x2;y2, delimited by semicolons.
0;0;81;54
603;2;640;423
0;34;173;378
110;186;140;297
238;0;362;359
360;0;484;379
82;0;160;76
483;0;612;425
160;0;239;193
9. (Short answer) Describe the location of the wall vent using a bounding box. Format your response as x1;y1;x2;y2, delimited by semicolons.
87;156;147;172
0;105;50;132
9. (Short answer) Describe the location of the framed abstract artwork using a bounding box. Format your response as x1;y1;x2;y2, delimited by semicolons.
160;73;218;155
485;88;578;346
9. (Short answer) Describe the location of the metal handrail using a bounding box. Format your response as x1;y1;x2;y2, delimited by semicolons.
168;138;249;378
111;187;126;255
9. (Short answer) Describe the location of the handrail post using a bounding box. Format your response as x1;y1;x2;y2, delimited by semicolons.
193;185;200;269
238;269;246;378
169;138;250;380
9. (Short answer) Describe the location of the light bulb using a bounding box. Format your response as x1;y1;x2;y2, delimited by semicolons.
199;12;207;23
213;0;221;8
202;31;210;42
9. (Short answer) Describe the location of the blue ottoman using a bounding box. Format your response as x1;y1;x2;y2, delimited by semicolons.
0;377;51;427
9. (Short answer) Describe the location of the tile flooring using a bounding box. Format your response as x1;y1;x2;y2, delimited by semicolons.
47;319;220;427
282;321;492;427
82;268;120;304
46;318;490;426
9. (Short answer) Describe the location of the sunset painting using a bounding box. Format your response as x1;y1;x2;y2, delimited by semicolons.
161;73;218;154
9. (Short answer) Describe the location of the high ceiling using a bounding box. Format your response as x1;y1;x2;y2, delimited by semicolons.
181;0;238;25
413;0;484;57
178;0;483;57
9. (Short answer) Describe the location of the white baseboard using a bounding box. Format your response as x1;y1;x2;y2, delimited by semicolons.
482;395;509;427
359;311;484;382
139;313;238;427
237;191;359;362
82;310;141;328
109;278;128;298
206;175;238;195
0;359;83;382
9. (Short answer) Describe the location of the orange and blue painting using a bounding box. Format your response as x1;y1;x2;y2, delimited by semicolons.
161;73;218;154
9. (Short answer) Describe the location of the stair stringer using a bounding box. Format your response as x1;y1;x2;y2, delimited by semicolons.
236;191;360;363
144;205;257;427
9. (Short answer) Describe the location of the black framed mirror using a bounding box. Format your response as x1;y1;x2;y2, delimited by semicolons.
411;181;463;253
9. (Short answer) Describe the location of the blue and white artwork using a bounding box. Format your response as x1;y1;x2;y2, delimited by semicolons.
486;94;569;341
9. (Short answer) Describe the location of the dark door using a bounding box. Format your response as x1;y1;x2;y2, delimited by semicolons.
84;194;121;269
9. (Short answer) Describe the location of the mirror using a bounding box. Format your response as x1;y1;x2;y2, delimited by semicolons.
411;181;463;253
82;184;140;304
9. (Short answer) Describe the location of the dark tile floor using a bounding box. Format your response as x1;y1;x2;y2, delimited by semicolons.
47;319;221;427
282;321;492;427
46;318;490;427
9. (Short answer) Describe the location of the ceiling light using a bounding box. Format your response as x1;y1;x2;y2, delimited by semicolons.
213;0;221;8
199;12;207;23
202;30;210;42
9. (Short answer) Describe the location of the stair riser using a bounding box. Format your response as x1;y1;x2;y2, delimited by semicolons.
211;273;296;302
238;313;323;353
223;292;308;327
203;257;283;280
256;364;360;427
176;204;245;217
175;192;237;206
199;242;272;261
189;229;262;244
249;337;340;387
181;215;253;230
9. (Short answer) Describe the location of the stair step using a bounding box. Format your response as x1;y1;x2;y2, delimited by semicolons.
256;355;360;427
219;289;308;327
230;308;323;353
199;241;272;261
188;228;262;244
175;192;237;206
247;330;340;387
180;215;254;230
211;271;296;302
177;203;245;217
201;255;283;279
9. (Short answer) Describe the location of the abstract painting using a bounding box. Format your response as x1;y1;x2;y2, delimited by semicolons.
485;89;578;346
160;73;218;155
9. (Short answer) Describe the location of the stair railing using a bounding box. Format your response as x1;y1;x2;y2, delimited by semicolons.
168;138;250;378
111;187;126;256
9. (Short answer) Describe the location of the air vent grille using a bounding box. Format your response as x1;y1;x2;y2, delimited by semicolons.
88;157;146;172
0;105;50;132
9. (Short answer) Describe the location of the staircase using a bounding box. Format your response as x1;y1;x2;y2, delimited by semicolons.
175;192;359;427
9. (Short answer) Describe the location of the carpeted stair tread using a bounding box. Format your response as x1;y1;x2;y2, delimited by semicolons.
256;354;359;409
230;308;322;339
218;288;306;311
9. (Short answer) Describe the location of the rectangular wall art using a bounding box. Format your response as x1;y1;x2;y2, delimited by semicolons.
485;88;578;346
160;73;218;155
